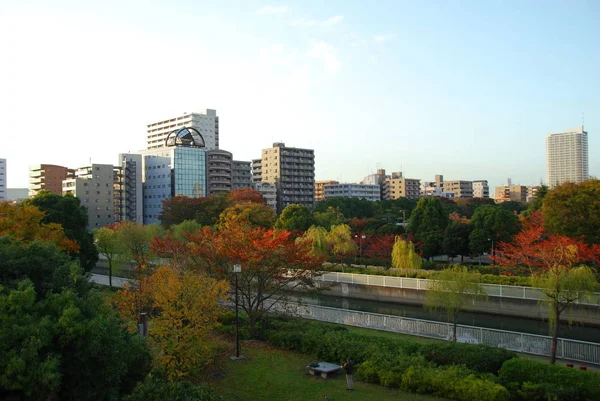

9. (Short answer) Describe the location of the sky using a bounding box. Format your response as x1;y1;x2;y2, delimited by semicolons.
1;0;598;191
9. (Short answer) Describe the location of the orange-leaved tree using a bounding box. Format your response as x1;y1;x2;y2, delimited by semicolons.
0;202;79;252
492;212;599;364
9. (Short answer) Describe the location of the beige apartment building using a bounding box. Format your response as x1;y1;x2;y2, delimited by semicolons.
29;164;73;197
442;180;473;199
494;185;528;202
252;181;277;210
383;172;421;200
314;180;339;201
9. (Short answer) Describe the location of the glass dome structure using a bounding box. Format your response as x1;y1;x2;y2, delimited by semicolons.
165;127;205;148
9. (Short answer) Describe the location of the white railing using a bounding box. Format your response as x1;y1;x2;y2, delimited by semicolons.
269;301;600;366
319;272;600;306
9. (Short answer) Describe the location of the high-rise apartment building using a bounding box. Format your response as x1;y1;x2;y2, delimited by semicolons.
472;180;489;198
382;172;421;200
546;127;588;187
62;164;123;229
251;158;263;183
29;164;72;197
324;183;380;201
0;159;6;201
206;149;232;195
256;143;315;211
118;153;144;224
314;180;339;201
232;160;252;190
146;109;219;151
253;182;277;210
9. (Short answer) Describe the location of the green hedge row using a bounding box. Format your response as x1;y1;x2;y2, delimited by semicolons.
499;359;600;401
124;374;223;401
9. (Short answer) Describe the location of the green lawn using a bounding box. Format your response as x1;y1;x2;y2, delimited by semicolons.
210;341;448;401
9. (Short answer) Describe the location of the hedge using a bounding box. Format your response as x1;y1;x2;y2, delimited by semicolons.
124;375;223;401
499;358;600;401
422;342;516;374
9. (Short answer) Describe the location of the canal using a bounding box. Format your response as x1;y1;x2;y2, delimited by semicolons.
295;293;600;343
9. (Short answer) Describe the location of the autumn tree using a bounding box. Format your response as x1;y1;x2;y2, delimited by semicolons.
218;203;276;229
425;265;487;341
274;204;315;232
94;226;124;288
158;194;231;228
391;237;422;271
113;222;164;271
170;220;204;242
327;224;358;264
362;234;396;265
228;188;265;204
542;179;600;244
146;266;229;380
492;214;599;364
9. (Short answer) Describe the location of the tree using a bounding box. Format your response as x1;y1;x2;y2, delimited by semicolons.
94;226;124;288
391;237;422;271
469;205;520;258
492;215;599;364
408;197;448;259
315;197;375;219
296;226;330;258
24;191;98;271
443;221;473;263
362;234;396;265
114;222;164;271
218;203;276;229
145;266;229;380
158;196;206;227
228;188;265;204
543;179;600;244
425;265;487;341
523;185;548;218
274;204;315;232
314;206;345;230
327;224;358;263
170;219;204;242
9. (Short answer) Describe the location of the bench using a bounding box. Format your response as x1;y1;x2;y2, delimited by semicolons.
306;362;342;379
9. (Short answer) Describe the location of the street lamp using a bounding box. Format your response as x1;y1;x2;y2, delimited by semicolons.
354;234;366;259
233;264;242;359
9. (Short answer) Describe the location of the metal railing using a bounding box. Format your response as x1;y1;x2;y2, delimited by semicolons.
319;272;600;306
268;301;600;366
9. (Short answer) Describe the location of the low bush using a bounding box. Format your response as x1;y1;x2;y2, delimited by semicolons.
499;358;600;401
124;374;223;401
423;342;516;374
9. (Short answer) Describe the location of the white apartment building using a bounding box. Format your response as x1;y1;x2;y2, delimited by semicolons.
324;183;380;201
0;159;6;201
118;153;144;224
472;180;489;198
146;109;219;150
546;127;588;187
420;182;455;199
253;181;277;210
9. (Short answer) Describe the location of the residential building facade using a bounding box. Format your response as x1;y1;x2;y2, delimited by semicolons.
442;180;473;199
314;180;339;201
251;159;262;183
232;160;252;190
29;164;72;197
546;127;588;187
420;182;455;198
472;180;489;198
118;153;144;224
0;158;5;201
323;183;380;201
146;109;219;151
382;172;420;200
206;149;232;195
253;181;277;210
494;185;528;203
257;143;315;211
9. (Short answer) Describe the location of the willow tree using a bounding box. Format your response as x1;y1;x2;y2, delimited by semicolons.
391;236;422;271
425;265;487;341
296;225;330;258
328;224;357;265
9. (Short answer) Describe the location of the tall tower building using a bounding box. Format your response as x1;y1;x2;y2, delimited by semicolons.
546;127;588;187
146;109;219;150
0;158;6;201
118;153;144;224
257;143;315;211
206;149;232;195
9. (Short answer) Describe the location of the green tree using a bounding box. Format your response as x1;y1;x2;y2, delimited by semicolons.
391;237;422;271
94;226;124;288
218;203;276;229
443;221;473;263
328;224;358;263
296;225;330;258
542;179;600;244
25;191;98;271
315;197;375;219
274;204;315;232
425;265;487;341
115;222;164;270
523;185;548;218
170;219;204;242
408;197;448;259
313;206;345;230
469;205;520;257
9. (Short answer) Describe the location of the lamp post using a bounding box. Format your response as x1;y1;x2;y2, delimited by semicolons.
354;234;366;260
233;264;242;359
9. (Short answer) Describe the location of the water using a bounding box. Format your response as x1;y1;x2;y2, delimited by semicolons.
296;293;600;343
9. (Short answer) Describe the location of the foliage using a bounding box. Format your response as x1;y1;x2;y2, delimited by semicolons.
493;214;599;363
422;342;516;374
296;225;329;258
217;202;276;229
313;206;345;230
24;191;98;271
362;233;396;265
443;221;472;261
274;204;315;232
498;358;600;401
497;201;528;214
523;185;548;218
542;179;600;244
228;188;265;205
113;222;164;270
94;226;124;288
125;374;223;401
315;197;376;219
469;205;520;253
391;236;422;270
408;198;448;259
158;194;231;228
0;201;79;252
425;265;487;341
327;224;358;262
170;219;204;242
145;266;229;380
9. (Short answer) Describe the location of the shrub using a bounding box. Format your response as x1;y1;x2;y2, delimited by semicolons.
124;375;223;401
423;342;516;374
499;358;600;401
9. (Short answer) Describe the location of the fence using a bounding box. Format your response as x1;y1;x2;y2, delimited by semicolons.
268;301;600;366
319;272;600;306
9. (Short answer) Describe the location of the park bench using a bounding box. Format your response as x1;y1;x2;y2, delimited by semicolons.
306;362;342;379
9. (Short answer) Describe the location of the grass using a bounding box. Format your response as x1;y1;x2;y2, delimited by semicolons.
210;341;448;401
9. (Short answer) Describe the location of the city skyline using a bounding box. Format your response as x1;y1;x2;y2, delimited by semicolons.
1;1;598;191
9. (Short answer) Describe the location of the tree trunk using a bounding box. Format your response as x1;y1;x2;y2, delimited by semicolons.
550;302;560;364
452;313;458;342
108;258;113;289
461;255;464;264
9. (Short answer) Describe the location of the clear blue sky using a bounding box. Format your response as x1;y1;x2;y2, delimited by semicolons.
1;0;598;191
